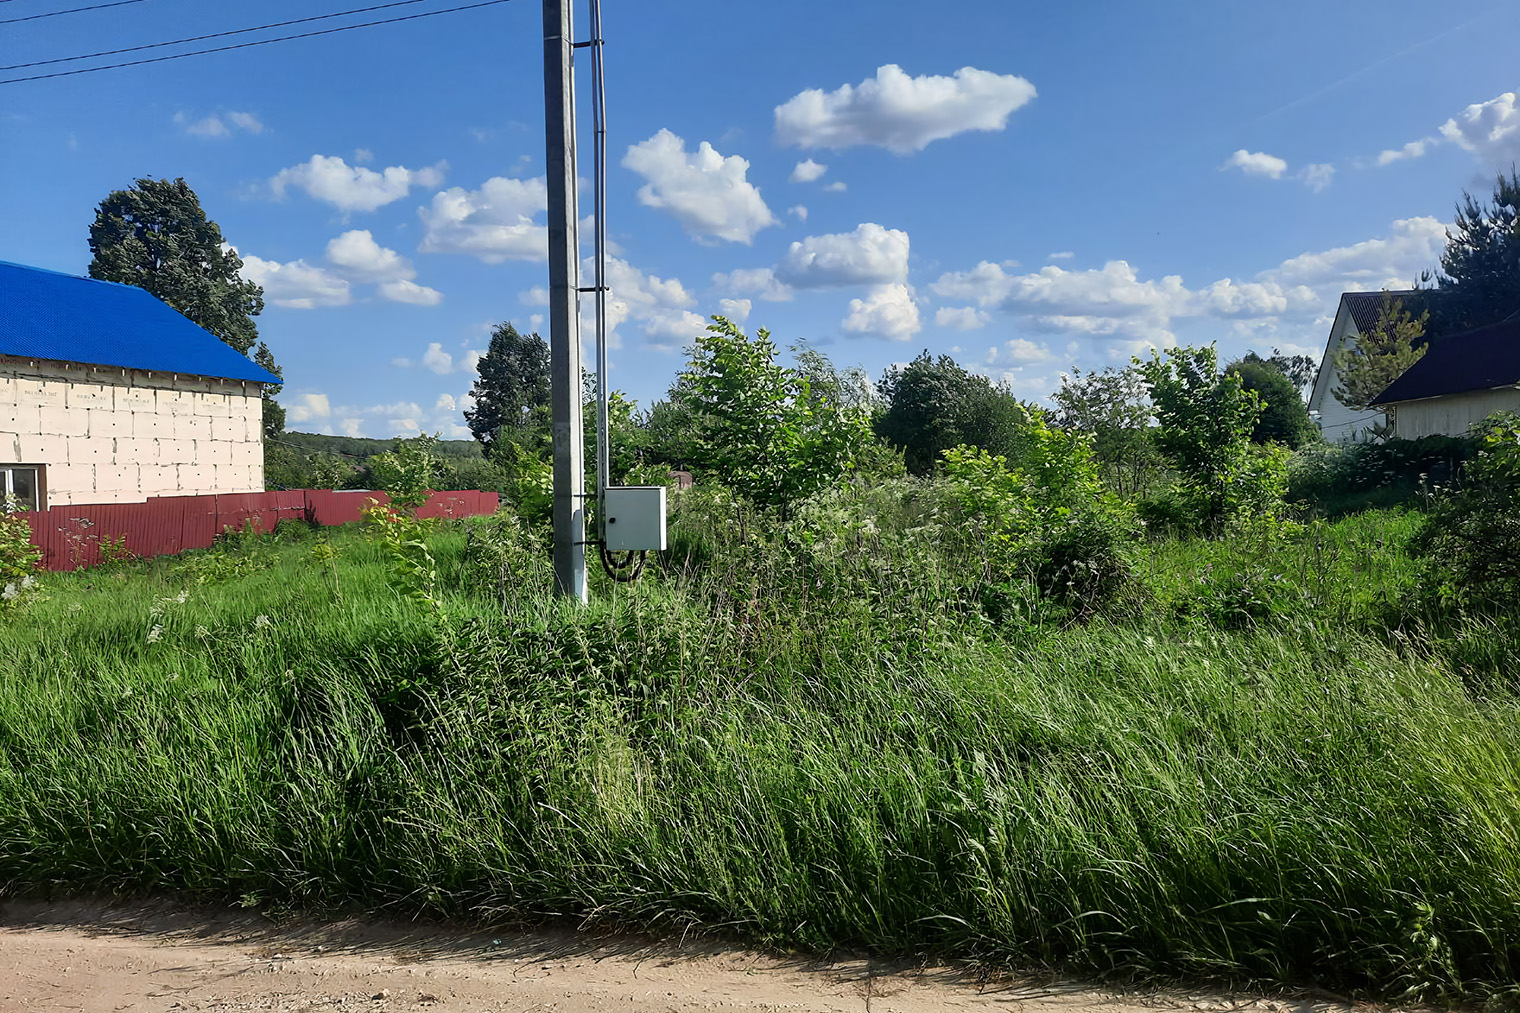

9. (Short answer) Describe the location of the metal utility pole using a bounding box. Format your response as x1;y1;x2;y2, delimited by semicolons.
542;0;586;601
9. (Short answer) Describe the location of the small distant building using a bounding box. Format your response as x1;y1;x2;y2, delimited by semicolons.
1307;290;1415;443
1370;315;1520;439
0;261;280;509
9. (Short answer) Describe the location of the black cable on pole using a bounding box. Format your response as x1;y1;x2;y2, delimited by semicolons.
0;0;148;25
0;0;515;84
1;0;428;71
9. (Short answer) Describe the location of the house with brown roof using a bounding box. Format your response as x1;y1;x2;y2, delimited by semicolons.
1369;315;1520;438
1307;290;1415;443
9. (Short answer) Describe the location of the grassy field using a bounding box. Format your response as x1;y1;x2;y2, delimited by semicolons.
1;492;1518;1005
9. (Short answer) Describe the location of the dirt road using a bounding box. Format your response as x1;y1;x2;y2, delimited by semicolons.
0;900;1367;1013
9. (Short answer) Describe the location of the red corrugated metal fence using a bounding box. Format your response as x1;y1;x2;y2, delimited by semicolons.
19;489;499;571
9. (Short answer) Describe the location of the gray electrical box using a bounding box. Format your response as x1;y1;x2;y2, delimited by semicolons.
604;485;667;551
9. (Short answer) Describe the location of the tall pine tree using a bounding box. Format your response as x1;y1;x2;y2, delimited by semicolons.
1432;168;1520;332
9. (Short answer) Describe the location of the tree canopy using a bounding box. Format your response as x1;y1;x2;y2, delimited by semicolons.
89;177;264;355
464;322;551;458
666;316;873;506
1051;365;1159;495
88;176;284;436
1431;168;1520;333
1225;357;1318;449
875;351;1029;475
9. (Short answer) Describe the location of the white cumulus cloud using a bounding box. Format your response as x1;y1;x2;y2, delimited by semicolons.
719;297;752;323
323;230;442;305
935;306;991;331
419;176;548;262
287;393;331;424
325;229;411;282
622;129;777;244
379;279;443;306
1223;149;1288;179
175;110;263;138
270;154;446;213
1299;163;1335;192
928;217;1448;355
712;267;794;302
238;254;351;309
1440;90;1520;166
1263;216;1448;292
842;284;921;341
1377;138;1435;165
1375;89;1520;170
988;338;1056;365
790;159;828;183
775;64;1037;154
776;223;910;288
423;343;454;374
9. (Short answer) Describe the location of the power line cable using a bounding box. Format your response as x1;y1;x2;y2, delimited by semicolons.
2;0;427;70
0;0;515;84
1;0;148;24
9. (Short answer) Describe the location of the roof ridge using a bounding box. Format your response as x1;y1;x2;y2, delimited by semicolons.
0;259;154;295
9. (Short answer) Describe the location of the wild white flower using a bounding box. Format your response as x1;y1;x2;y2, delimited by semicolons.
253;614;273;630
147;624;164;643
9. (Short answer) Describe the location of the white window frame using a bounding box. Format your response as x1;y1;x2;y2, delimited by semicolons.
0;465;44;512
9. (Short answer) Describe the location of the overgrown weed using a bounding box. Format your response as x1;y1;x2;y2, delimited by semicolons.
1;486;1519;1004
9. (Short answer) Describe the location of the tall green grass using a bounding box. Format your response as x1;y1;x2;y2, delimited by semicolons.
1;503;1518;1004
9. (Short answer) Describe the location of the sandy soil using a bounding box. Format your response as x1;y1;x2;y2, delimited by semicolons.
0;899;1378;1013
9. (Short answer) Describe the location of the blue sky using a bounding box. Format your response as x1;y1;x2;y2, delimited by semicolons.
4;0;1519;439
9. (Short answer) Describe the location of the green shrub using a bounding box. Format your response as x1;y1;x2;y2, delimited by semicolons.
1137;345;1285;534
1408;412;1520;611
0;504;41;610
369;434;443;514
940;407;1140;615
1288;436;1475;513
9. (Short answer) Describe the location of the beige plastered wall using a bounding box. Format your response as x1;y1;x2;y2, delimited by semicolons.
0;355;264;508
1392;387;1520;440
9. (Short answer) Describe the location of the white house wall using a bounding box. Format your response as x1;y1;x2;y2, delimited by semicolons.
1392;388;1520;440
1308;307;1387;443
0;356;264;507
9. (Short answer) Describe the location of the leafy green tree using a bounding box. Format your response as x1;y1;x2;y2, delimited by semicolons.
875;351;1029;474
791;343;878;415
1137;345;1283;533
370;433;442;514
88;176;283;434
253;342;285;438
1226;357;1318;449
89;177;264;352
642;398;701;470
1430;168;1520;332
464;322;551;458
1334;292;1428;440
876;352;974;474
1254;348;1318;391
670;316;873;507
1051;365;1159;495
580;369;647;486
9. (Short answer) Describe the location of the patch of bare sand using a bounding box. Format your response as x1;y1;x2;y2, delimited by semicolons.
0;899;1384;1013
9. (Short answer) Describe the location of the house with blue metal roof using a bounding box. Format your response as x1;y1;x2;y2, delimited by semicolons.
0;261;280;509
